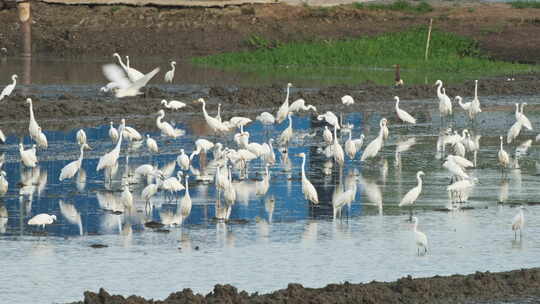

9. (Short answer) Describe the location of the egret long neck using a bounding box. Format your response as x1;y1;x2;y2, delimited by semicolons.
474;81;478;99
437;82;443;97
79;145;85;162
416;174;423;188
29;102;35;121
285;86;290;104
500;138;503;150
114;54;127;70
115;128;124;152
395;99;399;111
301;155;306;179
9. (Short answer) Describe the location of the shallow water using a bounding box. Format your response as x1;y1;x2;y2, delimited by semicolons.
2;93;540;303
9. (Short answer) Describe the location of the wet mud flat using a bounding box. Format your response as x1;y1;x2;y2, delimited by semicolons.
1;73;539;135
72;268;540;304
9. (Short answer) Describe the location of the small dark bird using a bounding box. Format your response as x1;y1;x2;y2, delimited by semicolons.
394;64;404;87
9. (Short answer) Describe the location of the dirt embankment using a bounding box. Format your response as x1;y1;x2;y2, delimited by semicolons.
0;2;540;63
0;74;539;135
71;268;540;304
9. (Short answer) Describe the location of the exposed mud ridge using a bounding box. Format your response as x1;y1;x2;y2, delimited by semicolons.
71;268;540;304
0;74;538;135
1;2;540;63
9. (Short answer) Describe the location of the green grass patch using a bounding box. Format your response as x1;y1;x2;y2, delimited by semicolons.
510;1;540;9
353;0;434;13
192;27;536;85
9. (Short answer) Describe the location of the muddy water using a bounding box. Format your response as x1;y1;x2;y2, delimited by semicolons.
1;94;540;304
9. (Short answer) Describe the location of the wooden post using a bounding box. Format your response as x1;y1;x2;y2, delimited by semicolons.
17;0;32;57
424;18;433;61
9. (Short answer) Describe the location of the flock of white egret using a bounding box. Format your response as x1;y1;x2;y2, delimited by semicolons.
0;54;535;255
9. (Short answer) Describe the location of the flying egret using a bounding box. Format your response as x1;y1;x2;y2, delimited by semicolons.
102;64;159;98
0;74;17;101
59;144;91;181
179;175;192;223
361;118;386;161
297;153;319;205
196;98;229;133
156;109;185;138
512;206;525;240
177;149;190;171
161;99;186;110
164;60;176;83
278;113;293;146
399;171;424;220
434;80;452;120
28;213;56;229
498;136;510;176
109;122;119;143
395;96;416;124
276;83;293;124
341;95;354;106
412;216;428;255
19;143;37;168
288;98;317;114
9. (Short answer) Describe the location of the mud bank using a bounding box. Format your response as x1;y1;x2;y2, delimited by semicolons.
1;2;540;63
71;268;540;304
0;74;538;135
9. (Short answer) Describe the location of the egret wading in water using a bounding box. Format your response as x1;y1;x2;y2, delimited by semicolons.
28;213;57;230
109;122;119;143
0;74;17;101
156;109;185;138
164;61;176;83
361;118;387;161
498;136;510;178
97;121;125;183
276;83;293;124
296;153;319;207
395;96;416;125
434;80;452;123
512;206;525;240
399;171;424;221
161;99;186;110
412;216;428;255
59;144;91;181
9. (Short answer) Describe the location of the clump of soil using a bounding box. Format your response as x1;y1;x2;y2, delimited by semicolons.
71;268;540;304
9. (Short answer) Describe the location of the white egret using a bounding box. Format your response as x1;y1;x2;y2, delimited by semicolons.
507;120;522;144
256;112;275;126
317;111;340;129
102;64;159;98
341;95;354;106
323;126;333;145
276;83;293;124
35;127;48;149
121;120;142;142
109;122;119;143
164;60;176;83
177;149;190;171
447;154;473;169
443;158;469;180
223;166;237;205
0;74;17;101
196;98;228;133
498;136;510;174
190;139;214;160
399;171;424;219
59;144;91;181
395;96;416;124
26;98;42;144
297;153;319;205
161;99;186;110
229;116;253;129
434;80;452;118
332;126;345;167
161;171;184;195
447;177;477;203
256;164;271;196
58;201;83;236
141;182;160;210
76;129;90;147
146;135;158;153
278;113;293;146
156;109;185;138
512;206;525;240
97;122;124;172
470;79;482;118
361;118;386;161
261;139;276;165
345;132;364;160
456;96;471;111
124;55;145;82
288;98;317;114
412;216;428;255
0;171;8;195
518;103;533;130
19;143;37;168
28;213;56;229
179;175;192;223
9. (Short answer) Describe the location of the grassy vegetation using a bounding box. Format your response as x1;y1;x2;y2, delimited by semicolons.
510;1;540;9
192;27;536;85
353;0;434;13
